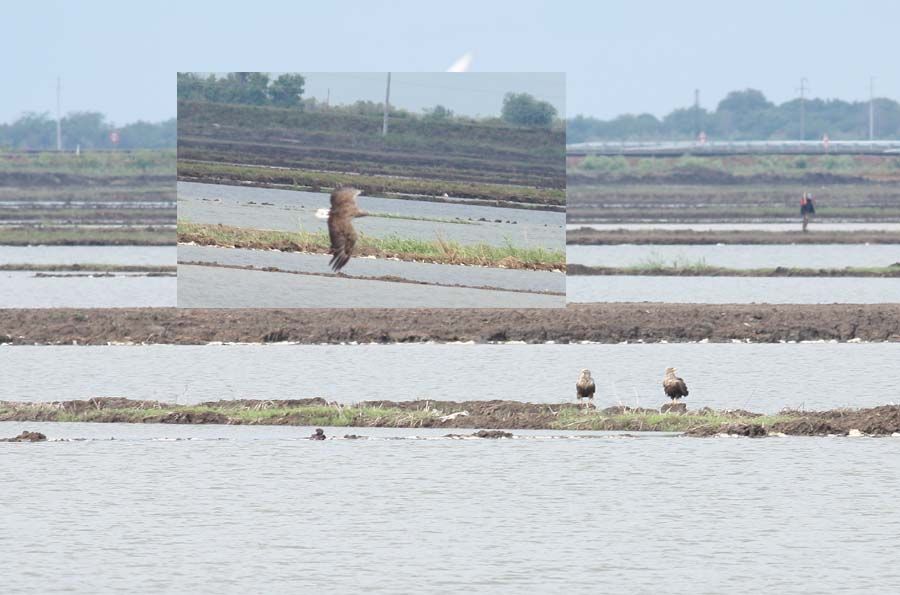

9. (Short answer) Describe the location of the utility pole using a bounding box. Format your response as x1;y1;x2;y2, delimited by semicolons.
325;88;330;109
56;77;62;151
382;72;391;136
869;76;876;141
797;77;809;140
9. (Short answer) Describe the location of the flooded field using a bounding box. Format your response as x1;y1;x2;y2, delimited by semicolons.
4;343;897;413
0;245;176;266
179;182;564;250
567;244;900;269
568;222;900;231
3;422;899;593
0;272;176;308
568;275;900;304
178;264;563;308
179;245;564;294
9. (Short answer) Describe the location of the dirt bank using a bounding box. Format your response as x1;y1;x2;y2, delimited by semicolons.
566;228;900;245
566;264;900;277
3;398;900;437
1;304;899;345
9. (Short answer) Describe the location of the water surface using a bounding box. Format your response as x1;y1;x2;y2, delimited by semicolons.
178;264;563;308
179;244;564;294
0;245;176;266
3;421;899;594
0;271;176;308
567;244;900;269
179;182;564;250
4;343;896;413
567;275;900;304
568;222;900;231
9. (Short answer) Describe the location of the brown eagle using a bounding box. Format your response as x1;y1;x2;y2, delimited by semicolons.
663;367;689;403
327;186;368;272
576;369;596;405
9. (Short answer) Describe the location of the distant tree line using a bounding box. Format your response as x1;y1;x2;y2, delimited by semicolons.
178;72;561;129
177;72;307;109
0;112;175;150
568;89;900;142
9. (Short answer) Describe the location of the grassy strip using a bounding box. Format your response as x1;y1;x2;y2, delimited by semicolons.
0;398;789;432
0;226;175;246
177;160;565;206
569;154;900;181
0;264;175;273
177;221;565;270
0;150;176;176
567;263;900;277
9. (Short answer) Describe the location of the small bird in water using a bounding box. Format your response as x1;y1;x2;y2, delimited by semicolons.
325;186;368;272
663;367;689;403
309;428;326;440
576;369;596;407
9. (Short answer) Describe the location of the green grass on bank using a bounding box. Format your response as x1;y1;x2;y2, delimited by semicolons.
177;221;565;270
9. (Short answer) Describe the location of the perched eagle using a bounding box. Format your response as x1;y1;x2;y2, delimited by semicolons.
326;186;368;272
576;369;596;405
663;367;689;402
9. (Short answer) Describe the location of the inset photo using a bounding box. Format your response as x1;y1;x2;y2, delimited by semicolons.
176;72;566;307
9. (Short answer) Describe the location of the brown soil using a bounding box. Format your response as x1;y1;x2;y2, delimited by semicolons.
5;398;900;437
2;304;899;345
566;264;900;277
0;431;48;442
567;228;900;245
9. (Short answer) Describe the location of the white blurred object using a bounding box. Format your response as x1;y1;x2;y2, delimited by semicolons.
315;208;331;220
447;52;473;72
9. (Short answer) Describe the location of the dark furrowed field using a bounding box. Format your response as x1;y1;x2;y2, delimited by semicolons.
177;100;566;192
0;151;176;232
567;154;900;222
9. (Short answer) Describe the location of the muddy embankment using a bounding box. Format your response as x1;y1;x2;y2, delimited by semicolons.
566;264;900;277
4;397;900;437
1;304;899;345
566;228;900;245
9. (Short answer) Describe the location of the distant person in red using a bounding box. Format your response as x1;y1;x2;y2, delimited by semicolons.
800;192;816;232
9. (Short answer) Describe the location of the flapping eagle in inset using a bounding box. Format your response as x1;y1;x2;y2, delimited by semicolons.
325;186;368;272
663;367;689;403
576;369;596;405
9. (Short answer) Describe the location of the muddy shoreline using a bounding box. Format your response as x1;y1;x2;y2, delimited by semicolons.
566;228;900;245
1;304;899;344
566;264;900;277
3;397;900;437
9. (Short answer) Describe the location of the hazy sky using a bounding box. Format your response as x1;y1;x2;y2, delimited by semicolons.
3;0;898;124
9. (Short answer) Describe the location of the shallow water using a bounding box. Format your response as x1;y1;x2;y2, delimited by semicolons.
3;343;897;413
179;244;564;294
567;275;900;304
177;264;563;308
567;244;900;269
567;222;900;231
0;271;176;308
3;421;899;594
178;181;564;250
0;245;176;266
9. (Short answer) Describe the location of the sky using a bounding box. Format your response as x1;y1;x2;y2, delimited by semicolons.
2;0;898;124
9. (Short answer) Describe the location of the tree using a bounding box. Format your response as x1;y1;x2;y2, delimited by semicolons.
501;92;557;127
423;104;453;121
269;74;306;108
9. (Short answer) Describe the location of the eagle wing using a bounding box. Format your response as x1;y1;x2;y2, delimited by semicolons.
328;188;361;272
